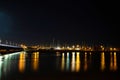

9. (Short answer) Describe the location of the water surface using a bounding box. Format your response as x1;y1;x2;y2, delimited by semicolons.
0;51;120;80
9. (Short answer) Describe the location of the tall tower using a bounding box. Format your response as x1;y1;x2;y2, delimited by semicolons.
52;38;55;48
0;38;1;44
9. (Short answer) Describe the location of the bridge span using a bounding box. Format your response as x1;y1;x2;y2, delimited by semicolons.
0;43;23;54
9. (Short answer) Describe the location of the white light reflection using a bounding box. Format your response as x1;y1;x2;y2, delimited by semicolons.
3;55;9;59
71;52;75;72
66;52;70;71
61;53;65;71
3;52;21;60
0;52;24;79
3;55;10;76
0;56;3;80
0;56;3;61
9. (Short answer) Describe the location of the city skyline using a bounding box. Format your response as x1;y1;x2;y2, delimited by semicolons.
0;1;119;46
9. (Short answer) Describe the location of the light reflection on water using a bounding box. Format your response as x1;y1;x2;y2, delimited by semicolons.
0;51;119;79
18;52;26;73
31;52;39;72
0;56;3;80
0;52;21;79
114;52;117;70
110;52;117;71
84;52;88;71
101;52;105;71
110;52;113;71
61;53;65;71
75;52;80;72
66;52;70;71
71;52;75;72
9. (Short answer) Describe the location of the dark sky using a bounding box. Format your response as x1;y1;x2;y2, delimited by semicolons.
0;0;119;46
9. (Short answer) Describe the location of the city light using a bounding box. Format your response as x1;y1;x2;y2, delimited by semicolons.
55;46;61;50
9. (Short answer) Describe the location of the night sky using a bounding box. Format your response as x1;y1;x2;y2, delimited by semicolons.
0;1;119;46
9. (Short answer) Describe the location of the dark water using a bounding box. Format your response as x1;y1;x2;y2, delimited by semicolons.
0;51;120;80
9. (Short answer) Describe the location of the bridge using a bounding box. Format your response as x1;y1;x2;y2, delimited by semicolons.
0;43;24;54
0;43;20;48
